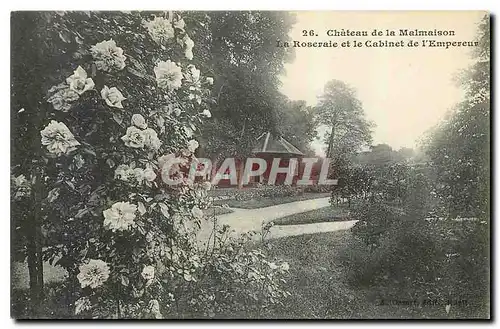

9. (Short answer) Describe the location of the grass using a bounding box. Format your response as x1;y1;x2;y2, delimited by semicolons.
214;192;330;209
203;206;234;216
12;229;487;319
273;206;350;226
257;231;487;319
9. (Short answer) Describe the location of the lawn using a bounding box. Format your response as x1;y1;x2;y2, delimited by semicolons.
214;192;330;209
273;206;350;226
203;206;234;216
12;230;486;319
256;231;484;319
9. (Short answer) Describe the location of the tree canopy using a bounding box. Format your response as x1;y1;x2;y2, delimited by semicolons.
314;80;373;159
188;11;297;160
425;15;490;218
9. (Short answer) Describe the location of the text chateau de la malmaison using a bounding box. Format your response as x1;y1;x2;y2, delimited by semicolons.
276;28;479;49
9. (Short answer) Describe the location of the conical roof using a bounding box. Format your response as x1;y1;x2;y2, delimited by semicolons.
252;132;304;156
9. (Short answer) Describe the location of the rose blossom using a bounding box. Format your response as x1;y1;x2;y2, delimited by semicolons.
143;128;162;151
103;201;137;231
144;16;175;45
141;265;155;280
191;206;203;219
115;164;134;181
131;113;147;129
154;60;182;91
184;35;194;60
133;168;145;183
40;120;81;156
90;39;126;72
202;109;212;118
101;85;126;109
66;66;95;95
121;126;146;148
77;259;110;289
143;166;157;182
47;83;80;112
187;139;199;153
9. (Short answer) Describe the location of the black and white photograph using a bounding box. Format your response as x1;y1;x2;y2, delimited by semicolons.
10;10;490;319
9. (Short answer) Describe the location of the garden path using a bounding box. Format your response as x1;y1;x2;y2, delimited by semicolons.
197;197;357;242
13;197;357;289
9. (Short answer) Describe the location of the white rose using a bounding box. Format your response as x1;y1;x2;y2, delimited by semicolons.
206;77;214;85
154;60;182;91
66;66;95;95
77;259;110;289
174;18;186;30
121;126;146;148
131;113;147;129
185;64;201;84
47;83;80;112
173;108;182;116
141;265;155;280
191;206;204;219
184;35;194;60
101;86;126;109
40;120;81;156
90;39;126;72
143;167;157;182
187;139;199;153
144;17;175;45
202;109;212;118
133;168;145;183
185;49;193;61
103;201;137;231
143;128;162;151
115;164;133;181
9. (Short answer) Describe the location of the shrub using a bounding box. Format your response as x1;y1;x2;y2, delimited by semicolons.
11;11;290;319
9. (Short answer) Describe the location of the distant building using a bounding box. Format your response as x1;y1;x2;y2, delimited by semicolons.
216;132;306;188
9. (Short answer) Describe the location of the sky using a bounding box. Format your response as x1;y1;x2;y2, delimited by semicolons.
279;11;485;156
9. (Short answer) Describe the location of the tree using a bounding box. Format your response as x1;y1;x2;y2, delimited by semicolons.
11;11;291;318
314;80;373;159
425;15;490;218
189;12;297;161
274;99;317;155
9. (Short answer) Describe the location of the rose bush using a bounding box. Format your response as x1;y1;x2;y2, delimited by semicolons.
12;11;290;319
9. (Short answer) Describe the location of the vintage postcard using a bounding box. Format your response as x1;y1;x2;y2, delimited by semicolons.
11;11;490;319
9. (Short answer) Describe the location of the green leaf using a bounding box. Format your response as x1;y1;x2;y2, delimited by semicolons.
106;158;116;168
138;202;147;215
47;187;60;203
121;275;129;287
75;208;89;219
83;148;97;157
112;112;123;126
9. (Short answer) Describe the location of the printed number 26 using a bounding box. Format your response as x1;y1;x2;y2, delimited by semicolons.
302;30;316;36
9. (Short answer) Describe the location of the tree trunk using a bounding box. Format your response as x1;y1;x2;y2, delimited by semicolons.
326;122;336;158
26;173;45;317
11;12;47;316
210;157;219;181
237;159;245;189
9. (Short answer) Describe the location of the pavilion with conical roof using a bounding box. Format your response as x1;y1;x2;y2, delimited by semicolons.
252;132;304;156
214;132;306;187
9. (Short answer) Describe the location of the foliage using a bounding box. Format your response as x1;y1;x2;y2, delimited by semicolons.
314;79;373;158
11;11;290;319
192;11;297;160
274;99;317;155
211;185;301;202
343;17;490;314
